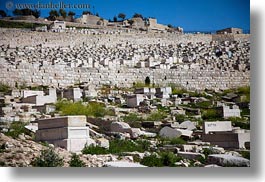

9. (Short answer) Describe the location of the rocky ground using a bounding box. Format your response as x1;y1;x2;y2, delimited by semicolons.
0;133;132;167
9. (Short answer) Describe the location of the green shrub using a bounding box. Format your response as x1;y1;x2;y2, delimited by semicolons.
146;111;167;121
240;151;250;160
175;114;186;123
202;109;222;120
169;137;187;145
5;122;28;139
69;153;86;167
157;136;187;146
202;147;215;158
140;152;182;167
0;82;10;94
0;144;6;153
229;117;250;130
82;139;151;155
55;100;109;118
31;148;64;167
140;154;163;167
0;161;6;167
109;139;151;154
82;145;108;155
160;152;180;166
122;113;143;128
237;86;250;102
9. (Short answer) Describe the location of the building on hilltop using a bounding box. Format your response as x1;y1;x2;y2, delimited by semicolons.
216;27;243;34
75;14;108;26
48;20;66;31
147;18;168;31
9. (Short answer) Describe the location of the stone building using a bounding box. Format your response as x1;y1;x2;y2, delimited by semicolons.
76;14;108;26
147;18;168;31
216;27;243;34
48;20;66;30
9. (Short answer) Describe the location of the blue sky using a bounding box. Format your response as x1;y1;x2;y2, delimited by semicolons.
0;0;250;31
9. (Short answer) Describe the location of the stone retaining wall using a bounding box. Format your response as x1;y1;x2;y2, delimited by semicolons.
0;65;249;90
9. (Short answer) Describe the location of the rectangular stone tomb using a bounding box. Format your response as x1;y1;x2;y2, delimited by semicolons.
37;115;87;129
203;121;232;134
49;138;95;153
36;127;89;141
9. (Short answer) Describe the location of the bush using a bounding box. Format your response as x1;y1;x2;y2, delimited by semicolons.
0;144;6;153
69;153;86;167
146;111;167;121
169;137;187;145
202;147;215;158
140;152;182;167
229;117;250;130
82;139;151;155
140;154;163;167
31;148;64;167
240;151;250;160
175;114;186;123
5;122;28;139
157;137;186;146
109;139;151;154
160;152;180;166
55;100;109;118
122;113;143;128
202;109;222;120
82;145;108;155
0;82;10;94
237;86;250;102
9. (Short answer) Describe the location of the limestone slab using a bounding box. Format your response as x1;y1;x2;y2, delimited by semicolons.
36;126;89;141
37;116;87;129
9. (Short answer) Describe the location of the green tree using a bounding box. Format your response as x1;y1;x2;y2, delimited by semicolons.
5;122;28;139
32;9;40;18
118;13;126;21
0;82;10;94
13;9;22;16
21;8;32;16
69;153;86;167
0;10;7;17
113;16;117;22
82;11;91;15
48;10;59;21
68;11;76;17
31;148;64;167
59;9;67;18
145;76;151;86
133;13;143;19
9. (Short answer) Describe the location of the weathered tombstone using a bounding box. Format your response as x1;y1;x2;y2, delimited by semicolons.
203;121;232;134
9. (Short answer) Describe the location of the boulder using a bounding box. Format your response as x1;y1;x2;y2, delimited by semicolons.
96;138;109;149
129;128;142;139
177;151;205;160
159;126;181;138
159;126;193;139
110;122;131;133
103;161;147;167
140;131;157;138
207;154;250;167
179;120;196;131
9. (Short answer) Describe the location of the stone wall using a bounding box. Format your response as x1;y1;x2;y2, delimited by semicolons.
212;34;250;42
0;64;249;90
